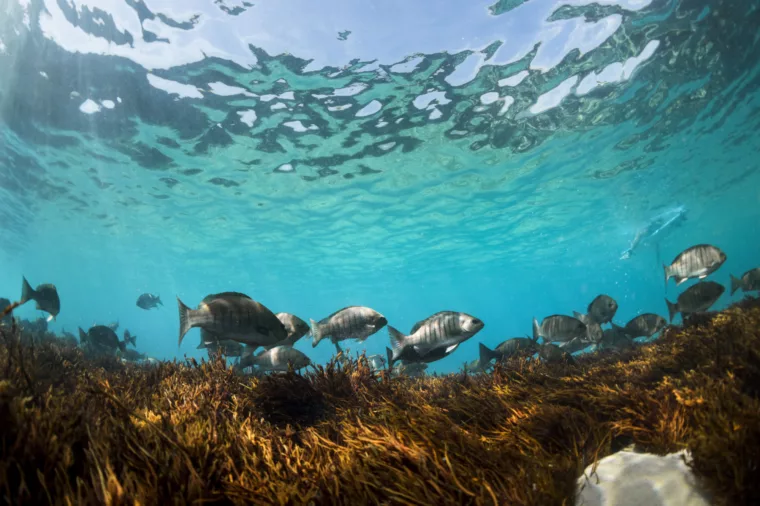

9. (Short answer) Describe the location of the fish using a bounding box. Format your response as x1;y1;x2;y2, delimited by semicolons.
310;306;387;347
20;276;60;321
177;292;287;348
612;313;667;339
538;343;575;364
388;311;484;364
664;244;726;285
264;312;310;350
620;205;687;260
478;338;537;364
79;325;126;352
558;337;594;354
0;298;12;325
576;295;618;324
730;267;760;295
121;348;147;362
572;312;604;343
123;330;137;347
237;345;311;372
665;281;725;322
137;293;163;310
532;315;586;343
385;344;456;369
198;337;245;357
394;362;428;377
462;358;492;374
366;354;386;371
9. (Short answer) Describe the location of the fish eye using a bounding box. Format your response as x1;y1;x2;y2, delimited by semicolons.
472;319;481;325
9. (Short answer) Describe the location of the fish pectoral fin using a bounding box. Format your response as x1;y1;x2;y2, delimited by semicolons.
445;344;459;355
413;345;433;357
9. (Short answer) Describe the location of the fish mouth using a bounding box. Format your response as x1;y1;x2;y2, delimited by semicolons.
376;317;388;329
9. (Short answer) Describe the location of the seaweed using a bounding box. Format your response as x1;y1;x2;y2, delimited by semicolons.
0;301;758;504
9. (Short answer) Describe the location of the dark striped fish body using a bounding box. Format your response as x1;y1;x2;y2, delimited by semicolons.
558;337;593;354
242;346;311;372
533;315;586;343
665;281;725;322
265;312;310;350
538;343;574;364
386;343;456;368
310;306;387;347
79;325;125;352
177;292;287;347
586;295;618;324
730;268;760;295
198;335;244;357
463;359;492;374
597;327;634;351
618;314;667;338
573;311;603;343
388;311;483;363
20;276;60;320
664;244;726;285
479;338;537;364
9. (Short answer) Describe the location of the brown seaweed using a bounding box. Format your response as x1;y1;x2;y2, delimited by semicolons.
0;301;759;505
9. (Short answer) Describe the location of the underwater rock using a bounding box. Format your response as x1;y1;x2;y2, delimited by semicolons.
576;450;711;506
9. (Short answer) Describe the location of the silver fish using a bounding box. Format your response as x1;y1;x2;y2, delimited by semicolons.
463;358;492;374
388;311;484;363
730;268;760;295
394;362;428;377
558;337;594;354
664;244;726;285
197;334;245;357
177;292;287;347
578;295;618;324
310;306;387;347
538;343;574;364
20;276;60;321
265;312;310;350
665;281;725;322
597;327;634;351
241;345;311;372
366;354;386;371
572;312;604;343
479;338;537;364
532;315;586;343
613;313;667;339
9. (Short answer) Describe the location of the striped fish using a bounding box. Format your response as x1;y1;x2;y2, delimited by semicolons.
533;315;586;343
177;292;287;347
388;311;483;364
665;281;724;322
664;244;726;285
310;306;387;347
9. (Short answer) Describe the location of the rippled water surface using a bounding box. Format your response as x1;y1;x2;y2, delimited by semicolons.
0;0;758;370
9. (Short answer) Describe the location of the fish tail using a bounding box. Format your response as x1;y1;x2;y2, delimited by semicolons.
386;346;394;370
177;296;194;347
78;327;88;345
20;276;35;305
157;296;163;306
387;326;406;363
532;317;540;343
663;264;670;285
730;275;742;296
124;330;136;347
665;299;678;323
310;319;323;347
479;342;497;364
118;340;127;353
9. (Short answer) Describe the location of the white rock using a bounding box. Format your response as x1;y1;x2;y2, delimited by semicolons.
576;450;711;506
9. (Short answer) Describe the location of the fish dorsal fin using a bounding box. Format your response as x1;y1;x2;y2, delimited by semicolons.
203;292;253;302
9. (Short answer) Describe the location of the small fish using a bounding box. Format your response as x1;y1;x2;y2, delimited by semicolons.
572;312;604;343
199;337;244;357
730;268;760;295
577;295;618;324
121;348;147;362
365;354;386;371
463;358;492;374
79;325;126;352
532;315;586;343
310;306;387;347
479;338;537;364
388;311;484;364
123;330;137;347
20;276;60;321
394;362;428;377
238;345;311;372
612;313;667;339
664;244;726;285
137;293;163;310
265;312;310;350
538;343;575;364
0;298;12;325
177;292;287;347
665;281;725;322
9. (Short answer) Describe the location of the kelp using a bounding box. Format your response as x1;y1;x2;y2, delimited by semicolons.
0;298;759;505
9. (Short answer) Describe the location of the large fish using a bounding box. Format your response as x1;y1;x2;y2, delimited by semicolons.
177;292;287;347
79;325;126;352
730;267;760;295
664;244;726;285
388;311;484;364
310;306;387;347
665;281;725;322
20;276;60;321
532;315;586;343
237;346;311;372
612;313;667;339
572;312;603;343
385;344;457;369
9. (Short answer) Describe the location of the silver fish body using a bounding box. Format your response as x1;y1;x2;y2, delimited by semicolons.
558;337;594;354
265;312;310;350
730;268;760;295
533;315;586;343
310;306;387;347
665;281;725;322
388;311;484;363
597;327;634;351
664;244;726;285
177;292;287;347
616;314;667;339
247;346;311;371
394;362;428;377
479;338;537;364
586;295;618;324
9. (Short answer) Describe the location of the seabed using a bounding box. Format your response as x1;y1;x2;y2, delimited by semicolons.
1;300;759;505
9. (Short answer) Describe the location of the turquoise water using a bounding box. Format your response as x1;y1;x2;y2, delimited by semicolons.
0;0;758;373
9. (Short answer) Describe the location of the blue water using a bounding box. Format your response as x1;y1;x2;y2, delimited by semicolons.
1;0;759;373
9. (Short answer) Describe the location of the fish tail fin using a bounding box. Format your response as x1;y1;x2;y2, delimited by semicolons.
479;342;497;364
78;327;88;344
532;317;540;342
157;296;163;306
177;297;193;347
386;346;394;370
118;340;126;352
196;341;207;350
730;275;742;296
665;299;678;323
20;276;35;305
387;326;406;362
124;330;136;347
663;264;670;286
310;319;323;347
